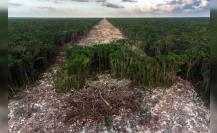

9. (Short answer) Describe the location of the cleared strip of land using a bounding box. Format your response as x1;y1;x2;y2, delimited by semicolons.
78;18;124;45
9;19;209;133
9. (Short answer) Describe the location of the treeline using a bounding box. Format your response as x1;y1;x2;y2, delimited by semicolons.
211;10;217;99
8;18;100;95
109;18;210;99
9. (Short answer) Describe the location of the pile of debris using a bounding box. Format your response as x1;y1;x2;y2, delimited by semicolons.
9;73;210;133
63;74;144;132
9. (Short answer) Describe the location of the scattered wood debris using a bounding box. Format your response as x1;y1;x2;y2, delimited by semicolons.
8;19;209;133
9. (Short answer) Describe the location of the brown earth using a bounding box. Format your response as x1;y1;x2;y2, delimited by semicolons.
78;18;124;45
8;19;209;133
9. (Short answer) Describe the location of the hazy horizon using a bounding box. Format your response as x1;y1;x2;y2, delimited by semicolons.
8;0;210;17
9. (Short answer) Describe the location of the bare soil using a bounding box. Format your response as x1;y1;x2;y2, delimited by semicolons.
8;19;209;133
78;18;124;45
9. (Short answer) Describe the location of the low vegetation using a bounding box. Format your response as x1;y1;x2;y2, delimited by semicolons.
55;41;182;91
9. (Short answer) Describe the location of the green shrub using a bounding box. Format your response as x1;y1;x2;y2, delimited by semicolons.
54;42;124;91
54;41;181;92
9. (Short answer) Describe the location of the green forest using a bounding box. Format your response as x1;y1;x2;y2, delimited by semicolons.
109;18;210;99
8;18;100;95
8;18;210;100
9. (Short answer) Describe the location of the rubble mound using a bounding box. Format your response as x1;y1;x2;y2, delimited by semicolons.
63;74;142;131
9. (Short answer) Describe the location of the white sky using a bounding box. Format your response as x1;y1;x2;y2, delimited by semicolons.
8;0;210;17
0;0;7;9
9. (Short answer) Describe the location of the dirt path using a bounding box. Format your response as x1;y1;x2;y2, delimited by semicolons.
8;19;209;133
78;18;124;45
